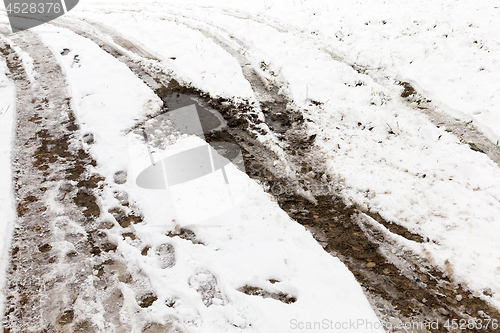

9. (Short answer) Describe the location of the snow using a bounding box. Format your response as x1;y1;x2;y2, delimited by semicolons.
33;24;383;331
0;53;16;330
65;0;500;309
1;0;499;328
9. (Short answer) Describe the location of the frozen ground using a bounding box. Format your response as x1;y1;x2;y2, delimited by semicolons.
1;0;500;332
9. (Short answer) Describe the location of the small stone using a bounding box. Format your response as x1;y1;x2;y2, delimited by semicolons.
58;309;74;325
383;268;391;274
38;244;52;253
456;295;463;302
113;171;127;185
367;262;376;268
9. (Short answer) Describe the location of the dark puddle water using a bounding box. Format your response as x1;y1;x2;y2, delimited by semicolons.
161;92;226;135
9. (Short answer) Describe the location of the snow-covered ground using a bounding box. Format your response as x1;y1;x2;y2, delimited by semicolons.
63;0;500;309
2;0;500;330
0;50;16;329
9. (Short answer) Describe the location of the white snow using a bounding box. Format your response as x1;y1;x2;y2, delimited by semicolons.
0;52;16;330
34;24;383;331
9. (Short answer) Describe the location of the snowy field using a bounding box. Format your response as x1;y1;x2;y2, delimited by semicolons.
1;0;500;331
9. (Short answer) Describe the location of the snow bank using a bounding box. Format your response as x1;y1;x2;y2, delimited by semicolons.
0;51;16;330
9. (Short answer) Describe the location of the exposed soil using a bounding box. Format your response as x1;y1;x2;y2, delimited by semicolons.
237;285;297;304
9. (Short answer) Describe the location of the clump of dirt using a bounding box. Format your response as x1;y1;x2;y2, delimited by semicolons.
167;228;204;245
38;244;52;253
237;285;297;304
141;246;150;256
16;195;39;217
108;206;143;228
122;232;136;240
57;309;75;325
138;293;158;308
399;81;417;99
74;189;100;218
32;130;71;169
119;213;143;228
